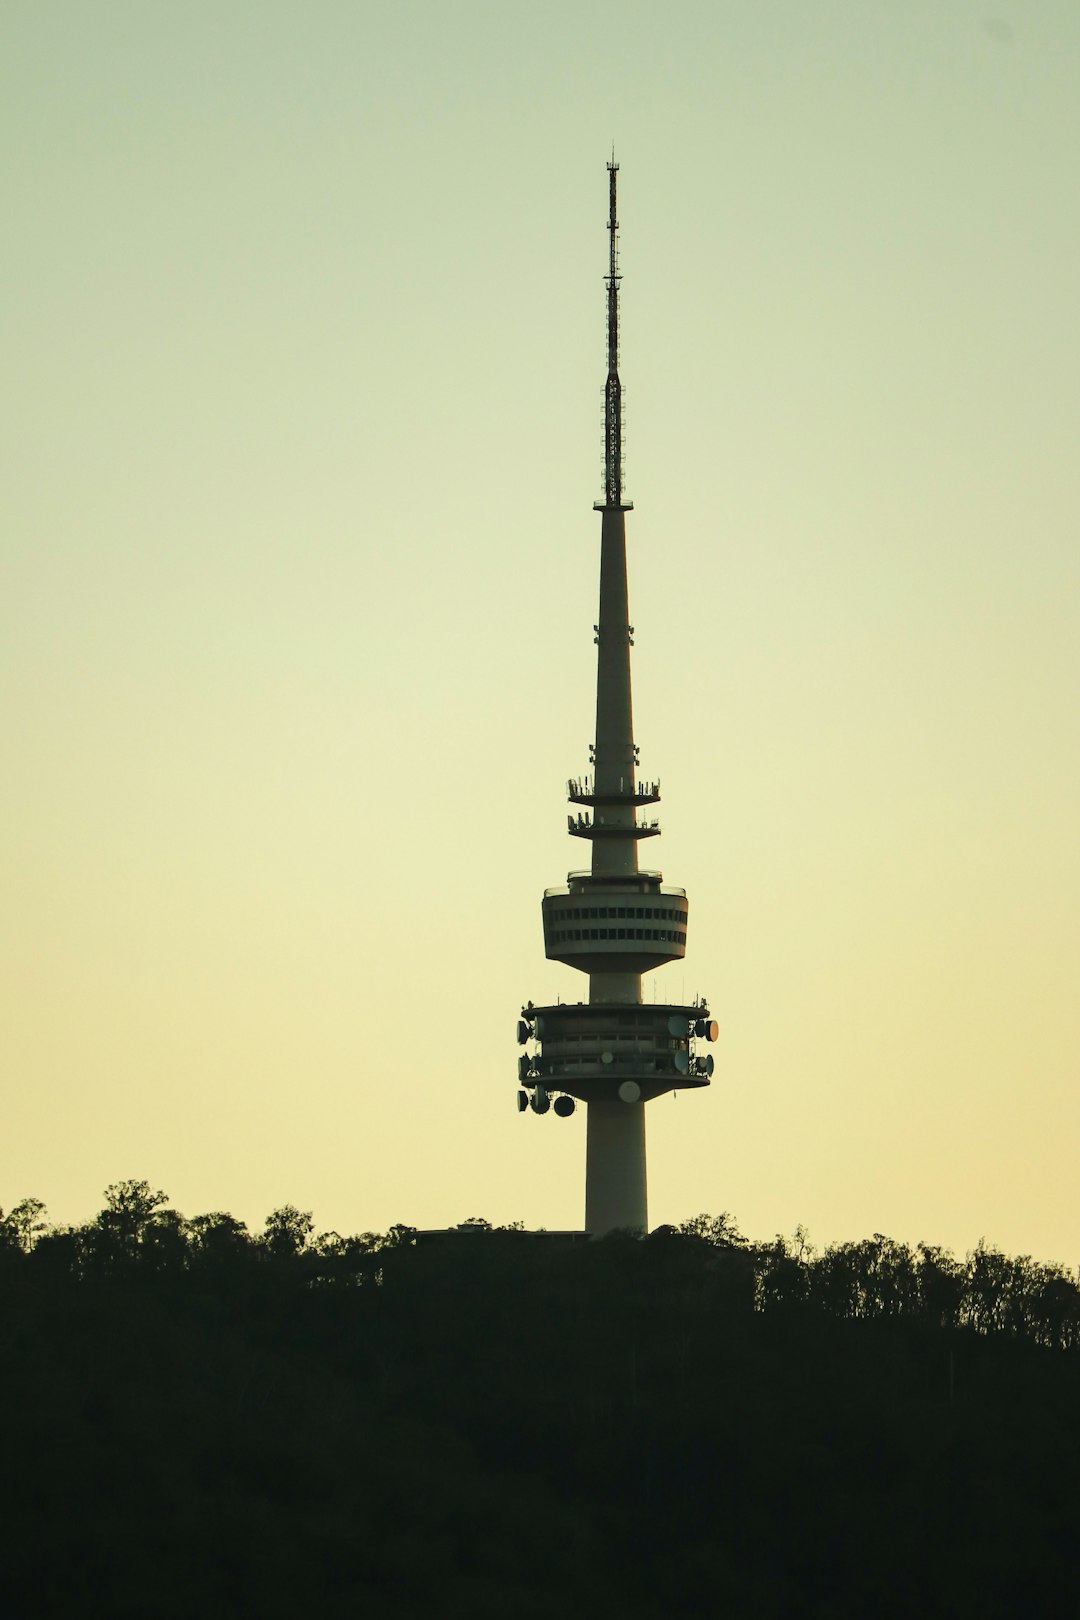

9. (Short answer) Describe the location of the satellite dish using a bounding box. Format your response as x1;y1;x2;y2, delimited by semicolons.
516;1090;528;1112
674;1050;690;1075
704;1019;719;1042
553;1095;575;1118
532;1087;551;1115
704;1054;715;1077
668;1014;691;1038
518;1055;529;1082
618;1080;641;1103
601;1050;614;1064
694;1018;706;1038
516;1019;529;1045
535;1015;547;1040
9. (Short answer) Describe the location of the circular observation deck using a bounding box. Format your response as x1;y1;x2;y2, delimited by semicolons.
542;877;687;974
517;1001;717;1106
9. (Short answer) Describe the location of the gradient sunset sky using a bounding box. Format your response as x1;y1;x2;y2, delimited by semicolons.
3;1;1078;1260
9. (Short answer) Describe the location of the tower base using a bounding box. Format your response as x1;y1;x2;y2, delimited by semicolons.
585;1098;647;1235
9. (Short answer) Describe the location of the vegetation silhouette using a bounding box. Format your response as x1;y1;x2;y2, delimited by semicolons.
2;1184;1078;1618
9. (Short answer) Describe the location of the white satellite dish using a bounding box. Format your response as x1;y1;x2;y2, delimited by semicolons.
618;1080;641;1103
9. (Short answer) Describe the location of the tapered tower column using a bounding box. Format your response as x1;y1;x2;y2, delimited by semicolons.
591;506;638;876
516;160;716;1235
587;494;647;1224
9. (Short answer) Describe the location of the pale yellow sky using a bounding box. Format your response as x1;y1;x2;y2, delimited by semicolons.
3;2;1078;1261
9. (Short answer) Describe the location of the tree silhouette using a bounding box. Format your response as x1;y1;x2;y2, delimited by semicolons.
2;1196;46;1253
1;1191;1078;1616
262;1203;314;1257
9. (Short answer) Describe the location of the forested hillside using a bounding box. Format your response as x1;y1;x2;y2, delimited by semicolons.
2;1185;1078;1618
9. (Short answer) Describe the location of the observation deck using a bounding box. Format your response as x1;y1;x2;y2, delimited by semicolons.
517;1000;716;1106
541;872;687;973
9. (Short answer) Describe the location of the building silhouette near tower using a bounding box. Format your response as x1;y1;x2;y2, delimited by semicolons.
516;160;716;1235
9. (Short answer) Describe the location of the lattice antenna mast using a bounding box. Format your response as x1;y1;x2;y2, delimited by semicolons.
603;159;624;509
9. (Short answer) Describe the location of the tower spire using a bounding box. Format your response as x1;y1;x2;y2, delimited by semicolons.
603;157;624;510
515;162;716;1236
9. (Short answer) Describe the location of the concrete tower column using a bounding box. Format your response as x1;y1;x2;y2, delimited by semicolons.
586;1099;647;1235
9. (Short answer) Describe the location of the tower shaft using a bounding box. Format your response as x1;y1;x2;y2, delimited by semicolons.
592;506;638;878
586;1098;646;1234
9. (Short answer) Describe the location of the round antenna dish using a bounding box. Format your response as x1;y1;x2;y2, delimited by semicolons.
618;1080;641;1103
535;1015;547;1040
694;1018;706;1038
532;1087;551;1114
601;1050;614;1065
516;1019;529;1045
674;1049;690;1075
704;1019;719;1042
667;1014;691;1038
516;1089;528;1112
704;1054;715;1077
553;1095;575;1118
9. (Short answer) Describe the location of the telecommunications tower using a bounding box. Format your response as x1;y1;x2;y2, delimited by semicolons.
515;161;716;1235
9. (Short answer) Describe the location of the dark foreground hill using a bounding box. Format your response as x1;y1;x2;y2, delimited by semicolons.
1;1188;1078;1618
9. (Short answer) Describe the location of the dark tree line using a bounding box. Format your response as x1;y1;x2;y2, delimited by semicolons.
2;1184;1078;1618
6;1186;1078;1351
